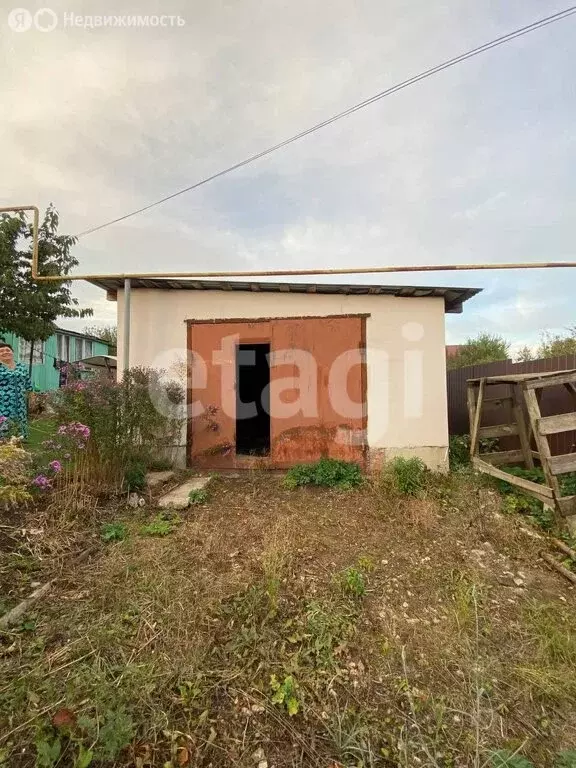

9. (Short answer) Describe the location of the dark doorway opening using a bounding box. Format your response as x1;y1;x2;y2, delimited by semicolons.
236;343;271;456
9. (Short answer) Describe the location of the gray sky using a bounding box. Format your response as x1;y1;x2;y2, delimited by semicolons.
2;0;575;352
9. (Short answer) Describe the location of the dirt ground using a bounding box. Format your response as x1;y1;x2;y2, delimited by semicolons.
1;472;575;767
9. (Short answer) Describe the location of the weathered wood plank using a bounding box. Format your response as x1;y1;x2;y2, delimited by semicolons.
466;382;477;457
548;453;576;475
479;449;524;466
564;382;576;409
525;371;576;390
483;395;514;405
478;423;518;439
472;457;554;502
470;379;485;457
523;386;562;503
552;537;576;559
556;496;576;518
540;552;576;586
538;412;576;435
513;383;534;469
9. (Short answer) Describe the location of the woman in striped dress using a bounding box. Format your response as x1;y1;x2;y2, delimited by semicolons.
0;342;31;439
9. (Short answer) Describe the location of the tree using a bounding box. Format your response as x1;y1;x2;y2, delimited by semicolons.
536;328;576;359
447;333;511;370
84;324;117;354
0;205;92;370
515;345;534;362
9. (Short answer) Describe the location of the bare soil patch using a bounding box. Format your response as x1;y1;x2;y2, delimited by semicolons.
1;472;575;767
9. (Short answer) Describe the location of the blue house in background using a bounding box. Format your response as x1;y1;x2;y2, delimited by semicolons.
0;328;110;392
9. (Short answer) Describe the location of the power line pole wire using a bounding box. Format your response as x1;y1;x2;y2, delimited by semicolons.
76;5;576;238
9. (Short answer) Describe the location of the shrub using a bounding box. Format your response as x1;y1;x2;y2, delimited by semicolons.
339;566;366;598
0;440;33;507
382;456;428;497
270;674;300;716
139;514;179;537
497;465;545;493
188;488;208;505
489;749;576;767
100;522;128;542
49;368;184;493
284;458;363;490
449;434;470;470
124;461;146;492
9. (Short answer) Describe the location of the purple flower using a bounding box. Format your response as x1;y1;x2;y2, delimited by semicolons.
32;474;52;489
49;460;62;473
0;416;7;425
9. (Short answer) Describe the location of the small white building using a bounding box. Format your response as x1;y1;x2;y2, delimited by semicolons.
91;278;479;471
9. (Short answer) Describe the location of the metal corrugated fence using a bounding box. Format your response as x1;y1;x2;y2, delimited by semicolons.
447;355;576;456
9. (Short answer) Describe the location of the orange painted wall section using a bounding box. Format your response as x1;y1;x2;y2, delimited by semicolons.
188;316;366;468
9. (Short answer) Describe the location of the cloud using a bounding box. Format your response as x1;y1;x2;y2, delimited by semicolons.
1;0;575;342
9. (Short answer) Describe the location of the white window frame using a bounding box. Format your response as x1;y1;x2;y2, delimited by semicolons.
56;333;70;362
19;338;44;365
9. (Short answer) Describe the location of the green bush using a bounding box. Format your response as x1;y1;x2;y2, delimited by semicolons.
283;458;363;490
100;522;128;542
0;441;33;508
139;514;179;537
124;461;146;492
449;434;471;470
489;749;576;768
382;456;428;497
497;465;545;493
188;488;208;505
497;466;556;532
49;368;184;492
339;566;366;598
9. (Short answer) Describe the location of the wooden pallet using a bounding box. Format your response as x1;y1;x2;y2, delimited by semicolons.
466;369;576;530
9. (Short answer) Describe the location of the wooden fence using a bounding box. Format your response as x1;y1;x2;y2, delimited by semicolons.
447;355;576;456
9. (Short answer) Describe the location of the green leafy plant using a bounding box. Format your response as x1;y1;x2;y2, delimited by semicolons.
561;473;576;497
382;456;428;497
49;368;184;495
555;751;576;768
95;707;135;761
74;745;94;768
0;441;33;508
67;708;134;764
139;513;179;537
488;750;576;768
497;466;555;532
100;522;128;542
270;674;300;716
124;460;146;492
449;434;471;470
188;488;208;505
339;566;366;598
34;733;61;767
498;465;545;492
501;492;554;532
284;458;363;490
490;750;534;767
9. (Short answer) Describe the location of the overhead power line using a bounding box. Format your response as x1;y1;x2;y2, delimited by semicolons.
77;5;576;238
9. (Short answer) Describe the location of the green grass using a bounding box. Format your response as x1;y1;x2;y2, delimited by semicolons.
283;457;363;490
25;418;56;452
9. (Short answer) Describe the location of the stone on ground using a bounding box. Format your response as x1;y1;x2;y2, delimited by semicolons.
158;476;211;510
146;470;175;489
